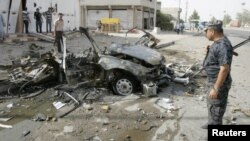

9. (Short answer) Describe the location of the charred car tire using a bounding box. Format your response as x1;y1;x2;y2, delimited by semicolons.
112;76;138;96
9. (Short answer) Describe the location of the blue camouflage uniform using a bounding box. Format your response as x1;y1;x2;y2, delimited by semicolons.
203;36;233;125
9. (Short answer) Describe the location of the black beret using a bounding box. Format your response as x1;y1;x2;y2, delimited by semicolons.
204;20;223;31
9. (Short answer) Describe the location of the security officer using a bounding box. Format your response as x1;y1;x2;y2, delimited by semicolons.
202;20;233;129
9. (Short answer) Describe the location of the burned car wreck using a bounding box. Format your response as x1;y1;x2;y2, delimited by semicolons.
62;27;189;96
2;27;190;98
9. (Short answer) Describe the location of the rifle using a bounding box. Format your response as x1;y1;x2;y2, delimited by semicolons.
192;36;250;77
231;36;250;56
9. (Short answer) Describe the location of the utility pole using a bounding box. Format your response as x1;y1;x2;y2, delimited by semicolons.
241;2;245;27
153;0;157;28
185;0;188;22
153;0;158;33
178;0;181;24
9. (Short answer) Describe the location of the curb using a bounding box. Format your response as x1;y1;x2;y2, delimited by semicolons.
3;33;54;43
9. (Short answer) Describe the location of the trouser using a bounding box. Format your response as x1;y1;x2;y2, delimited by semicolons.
205;82;230;125
23;20;29;33
54;31;63;53
46;20;52;32
36;21;42;33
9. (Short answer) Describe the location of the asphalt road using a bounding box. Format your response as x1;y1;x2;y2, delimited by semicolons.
225;28;250;39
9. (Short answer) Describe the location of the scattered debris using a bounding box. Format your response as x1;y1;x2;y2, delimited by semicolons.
6;103;13;108
155;98;175;112
198;96;205;101
63;126;74;133
155;41;175;49
83;103;94;110
124;135;132;141
33;113;46;122
92;136;102;141
63;91;80;105
0;116;13;122
232;107;241;113
53;101;66;110
95;117;110;125
29;33;55;43
0;123;13;129
22;130;31;137
243;109;250;117
143;82;157;97
101;105;110;113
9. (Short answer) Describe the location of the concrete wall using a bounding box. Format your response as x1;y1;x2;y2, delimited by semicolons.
80;0;158;30
25;0;80;33
80;0;156;9
87;10;109;28
1;0;81;33
1;0;158;33
0;0;10;33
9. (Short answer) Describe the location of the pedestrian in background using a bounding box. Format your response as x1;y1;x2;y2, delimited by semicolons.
34;8;43;33
175;23;180;34
0;13;6;41
97;20;102;32
202;20;233;129
54;13;64;53
44;7;52;33
22;7;30;33
180;22;185;34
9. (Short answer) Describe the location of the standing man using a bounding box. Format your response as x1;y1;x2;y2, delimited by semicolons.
54;13;64;53
44;7;52;33
34;8;43;33
180;22;185;34
202;20;233;129
175;23;180;34
22;7;30;33
0;13;6;41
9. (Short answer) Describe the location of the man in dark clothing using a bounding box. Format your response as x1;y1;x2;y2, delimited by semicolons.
34;8;43;33
44;7;52;33
202;20;233;129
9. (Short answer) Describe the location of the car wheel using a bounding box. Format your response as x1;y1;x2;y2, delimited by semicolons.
112;76;137;96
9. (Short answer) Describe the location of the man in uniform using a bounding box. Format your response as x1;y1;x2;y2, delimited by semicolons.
202;20;233;129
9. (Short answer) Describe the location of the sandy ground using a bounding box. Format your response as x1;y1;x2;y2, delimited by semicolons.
0;30;250;141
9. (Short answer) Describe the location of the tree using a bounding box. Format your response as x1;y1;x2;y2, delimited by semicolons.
189;10;200;29
236;9;250;26
188;10;200;22
223;14;232;26
210;16;217;23
156;12;174;31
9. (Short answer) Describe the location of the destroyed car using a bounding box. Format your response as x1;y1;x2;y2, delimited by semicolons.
62;27;189;96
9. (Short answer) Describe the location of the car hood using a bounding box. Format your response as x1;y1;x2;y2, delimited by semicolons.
109;43;165;66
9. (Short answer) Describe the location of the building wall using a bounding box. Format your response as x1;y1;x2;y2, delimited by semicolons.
0;0;10;33
87;10;109;28
25;0;80;33
2;0;158;33
79;0;156;9
80;0;158;30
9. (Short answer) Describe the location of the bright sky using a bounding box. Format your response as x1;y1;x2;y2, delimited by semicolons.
159;0;250;21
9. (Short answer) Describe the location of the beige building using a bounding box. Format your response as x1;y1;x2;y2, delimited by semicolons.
80;0;161;30
1;0;161;33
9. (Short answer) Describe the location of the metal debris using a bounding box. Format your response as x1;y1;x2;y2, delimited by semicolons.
53;101;66;110
0;123;13;129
